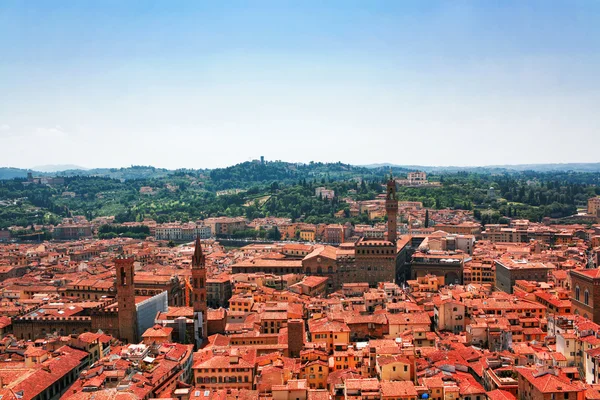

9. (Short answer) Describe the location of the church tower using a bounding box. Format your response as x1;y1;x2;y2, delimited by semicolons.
191;237;208;345
116;256;137;344
386;174;398;243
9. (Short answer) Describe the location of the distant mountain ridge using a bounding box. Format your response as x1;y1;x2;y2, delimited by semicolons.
361;162;600;173
1;161;599;181
0;165;178;180
31;164;88;172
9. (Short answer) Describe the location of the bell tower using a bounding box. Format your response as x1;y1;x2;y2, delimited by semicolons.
386;173;398;244
116;256;137;344
191;237;208;346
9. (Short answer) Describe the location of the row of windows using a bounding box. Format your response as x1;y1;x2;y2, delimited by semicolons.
192;278;205;288
200;367;250;373
314;333;339;339
356;249;395;255
305;267;334;274
31;366;80;400
230;301;252;306
262;321;282;326
335;356;360;361
234;268;304;274
575;286;590;305
71;292;102;299
335;364;361;370
196;375;249;383
231;340;269;345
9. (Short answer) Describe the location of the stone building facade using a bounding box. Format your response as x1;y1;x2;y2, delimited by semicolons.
495;259;553;294
570;269;600;323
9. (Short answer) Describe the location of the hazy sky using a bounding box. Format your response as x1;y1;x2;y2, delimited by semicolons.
1;1;599;169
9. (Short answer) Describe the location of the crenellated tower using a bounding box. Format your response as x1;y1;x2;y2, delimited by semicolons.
386;173;398;244
191;237;208;345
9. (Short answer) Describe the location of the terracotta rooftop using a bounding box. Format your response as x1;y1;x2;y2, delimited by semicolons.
141;324;173;338
517;367;585;393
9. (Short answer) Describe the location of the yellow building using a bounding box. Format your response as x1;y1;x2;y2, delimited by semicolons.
406;274;442;293
556;332;578;367
272;379;309;400
434;299;465;334
332;347;362;371
300;360;329;389
141;324;173;345
193;348;256;390
229;294;254;312
412;330;436;348
300;349;329;363
300;229;316;242
464;260;495;285
308;318;350;353
376;354;412;382
387;313;431;337
69;332;105;364
368;208;387;220
260;311;288;334
588;197;600;216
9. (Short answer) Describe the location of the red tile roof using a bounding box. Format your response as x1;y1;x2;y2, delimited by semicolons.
141;324;173;338
380;381;417;397
517;367;585;394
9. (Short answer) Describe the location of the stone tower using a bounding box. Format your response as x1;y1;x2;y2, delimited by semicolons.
386;174;398;243
191;237;208;345
287;319;305;358
116;257;137;344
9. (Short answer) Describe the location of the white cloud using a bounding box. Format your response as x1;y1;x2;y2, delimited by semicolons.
35;125;68;139
0;124;18;139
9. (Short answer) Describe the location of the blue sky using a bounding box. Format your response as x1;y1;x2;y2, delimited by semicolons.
1;1;599;169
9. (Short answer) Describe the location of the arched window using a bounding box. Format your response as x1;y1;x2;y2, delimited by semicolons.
585;290;590;306
576;286;580;301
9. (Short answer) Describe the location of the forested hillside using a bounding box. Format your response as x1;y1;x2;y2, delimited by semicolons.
0;161;599;229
